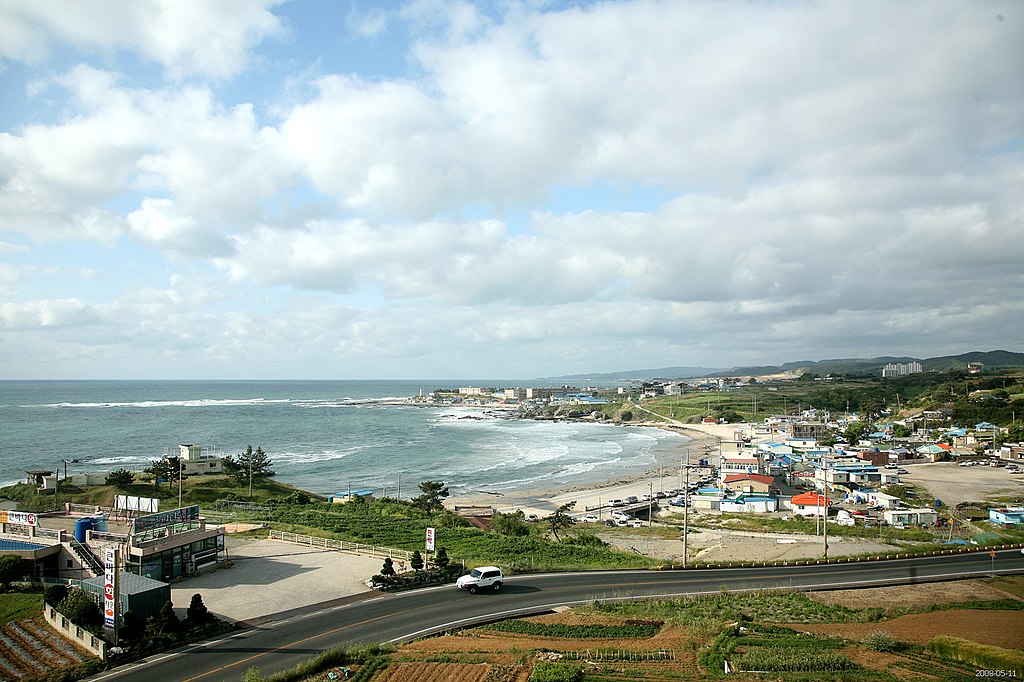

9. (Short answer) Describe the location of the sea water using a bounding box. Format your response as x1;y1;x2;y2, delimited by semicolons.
0;380;690;500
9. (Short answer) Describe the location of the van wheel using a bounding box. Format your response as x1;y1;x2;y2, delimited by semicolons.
468;585;478;594
492;581;502;592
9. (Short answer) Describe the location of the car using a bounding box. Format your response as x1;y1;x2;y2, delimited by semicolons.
579;514;599;523
884;464;898;469
625;495;639;504
669;497;688;507
851;510;867;517
614;518;630;526
456;566;504;593
611;510;634;521
525;513;540;521
654;491;667;499
607;498;625;507
631;519;645;527
640;493;653;502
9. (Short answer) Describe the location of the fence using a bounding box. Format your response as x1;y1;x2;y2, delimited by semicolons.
269;530;414;561
43;605;107;660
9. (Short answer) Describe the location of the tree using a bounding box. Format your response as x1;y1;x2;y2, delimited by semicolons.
410;550;423;572
490;510;530;537
380;557;395;577
145;456;184;489
105;468;135;487
120;611;144;642
186;593;211;624
545;501;577;542
892;423;913;438
224;446;274;488
411;480;449;512
433;547;450;571
57;589;101;629
0;555;28;590
158;600;180;634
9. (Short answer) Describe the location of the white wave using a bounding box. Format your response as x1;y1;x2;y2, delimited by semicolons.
89;455;156;465
272;447;366;464
45;398;291;409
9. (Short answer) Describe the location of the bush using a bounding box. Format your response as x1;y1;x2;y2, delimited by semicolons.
186;593;212;624
56;588;101;630
865;630;909;652
44;584;69;606
928;635;1024;672
528;661;583;682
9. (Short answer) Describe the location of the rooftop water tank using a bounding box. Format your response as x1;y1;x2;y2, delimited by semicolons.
74;517;94;542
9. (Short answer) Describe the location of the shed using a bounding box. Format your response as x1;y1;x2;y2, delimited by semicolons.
328;489;376;504
80;571;170;623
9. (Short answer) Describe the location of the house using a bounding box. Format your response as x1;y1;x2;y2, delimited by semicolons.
883;508;938;526
722;473;775;495
758;442;793;456
789;491;831;516
329;489;376;504
720;453;761;477
178;444;223;476
866;491;901;509
720;495;779;513
989;507;1024;525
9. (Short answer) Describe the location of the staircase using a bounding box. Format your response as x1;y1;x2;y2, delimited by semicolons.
67;538;104;577
0;618;93;680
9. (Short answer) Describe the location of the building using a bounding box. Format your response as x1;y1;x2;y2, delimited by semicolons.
883;508;938;526
789;492;831;516
722;473;775;495
178;444;223;476
989;507;1024;525
791;422;830;441
80;570;171;624
968;362;984;374
720;453;762;477
720;495;779;513
329;489;376;504
882;361;923;377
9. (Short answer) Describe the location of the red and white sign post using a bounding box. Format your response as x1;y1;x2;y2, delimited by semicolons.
103;547;120;642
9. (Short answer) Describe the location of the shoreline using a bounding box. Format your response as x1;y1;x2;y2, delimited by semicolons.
444;418;739;516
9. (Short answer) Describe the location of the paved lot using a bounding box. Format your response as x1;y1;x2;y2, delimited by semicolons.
169;537;384;624
898;461;1024;507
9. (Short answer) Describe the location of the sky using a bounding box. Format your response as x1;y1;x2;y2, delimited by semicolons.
0;0;1021;380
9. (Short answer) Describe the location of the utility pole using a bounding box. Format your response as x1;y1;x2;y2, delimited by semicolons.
178;458;183;508
398;473;402;501
822;458;829;559
248;459;253;499
683;447;690;567
648;482;653;528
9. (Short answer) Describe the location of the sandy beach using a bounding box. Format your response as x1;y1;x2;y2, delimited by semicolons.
446;419;906;563
446;420;732;516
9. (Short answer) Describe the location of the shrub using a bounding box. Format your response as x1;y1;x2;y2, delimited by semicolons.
56;588;101;630
928;635;1024;672
865;631;909;652
528;661;583;682
44;583;69;606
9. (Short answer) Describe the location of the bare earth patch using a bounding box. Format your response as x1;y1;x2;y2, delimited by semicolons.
808;578;1022;609
796;610;1024;650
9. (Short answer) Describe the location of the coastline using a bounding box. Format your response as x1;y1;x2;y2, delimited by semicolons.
445;419;737;517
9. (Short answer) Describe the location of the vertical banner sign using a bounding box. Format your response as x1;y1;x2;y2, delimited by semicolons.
103;548;118;630
425;527;435;551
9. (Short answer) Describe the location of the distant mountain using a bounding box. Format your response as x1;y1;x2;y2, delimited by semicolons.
534;366;725;386
719;350;1024;378
537;350;1024;386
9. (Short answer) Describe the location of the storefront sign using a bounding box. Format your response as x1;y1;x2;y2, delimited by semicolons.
425;527;435;551
0;511;37;526
133;505;199;533
103;548;118;630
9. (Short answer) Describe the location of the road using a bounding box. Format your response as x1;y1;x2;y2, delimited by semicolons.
91;549;1024;682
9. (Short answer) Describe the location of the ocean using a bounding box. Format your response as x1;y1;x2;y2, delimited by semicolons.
0;380;690;503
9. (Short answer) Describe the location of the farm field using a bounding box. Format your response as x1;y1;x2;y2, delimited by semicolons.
311;577;1024;682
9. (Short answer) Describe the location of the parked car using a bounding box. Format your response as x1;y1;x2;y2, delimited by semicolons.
525;513;540;522
631;519;645;527
607;498;625;507
669;497;688;507
456;566;504;593
611;510;634;521
579;514;599;523
625;495;639;504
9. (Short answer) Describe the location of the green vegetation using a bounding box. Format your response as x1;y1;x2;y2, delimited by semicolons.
688;512;934;543
528;661;583;682
0;589;43;623
928;636;1024;674
208;497;656;571
480;620;662;639
237;643;395;682
581;589;1023;629
0;470;325;513
635;369;1024;429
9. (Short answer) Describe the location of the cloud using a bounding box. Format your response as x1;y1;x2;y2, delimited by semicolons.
0;0;284;79
0;0;1021;378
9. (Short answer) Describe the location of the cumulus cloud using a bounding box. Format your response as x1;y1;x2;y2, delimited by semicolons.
0;0;283;79
0;0;1020;378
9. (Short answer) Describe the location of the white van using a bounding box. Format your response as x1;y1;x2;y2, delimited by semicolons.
456;566;504;593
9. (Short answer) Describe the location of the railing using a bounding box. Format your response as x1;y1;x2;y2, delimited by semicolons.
269;530;414;561
67;538;103;576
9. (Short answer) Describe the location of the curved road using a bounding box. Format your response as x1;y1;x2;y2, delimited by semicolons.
93;549;1024;682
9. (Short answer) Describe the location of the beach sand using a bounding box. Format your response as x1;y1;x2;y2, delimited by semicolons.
446;420;904;563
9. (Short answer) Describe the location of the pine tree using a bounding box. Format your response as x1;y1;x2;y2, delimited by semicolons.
380;557;395;577
410;550;423;571
433;546;450;571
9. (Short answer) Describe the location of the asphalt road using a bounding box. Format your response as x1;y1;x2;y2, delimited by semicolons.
91;549;1024;682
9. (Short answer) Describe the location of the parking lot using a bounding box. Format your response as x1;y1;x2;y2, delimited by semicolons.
898;461;1024;507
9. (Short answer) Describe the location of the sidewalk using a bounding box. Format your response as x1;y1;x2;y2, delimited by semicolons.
170;537;384;625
